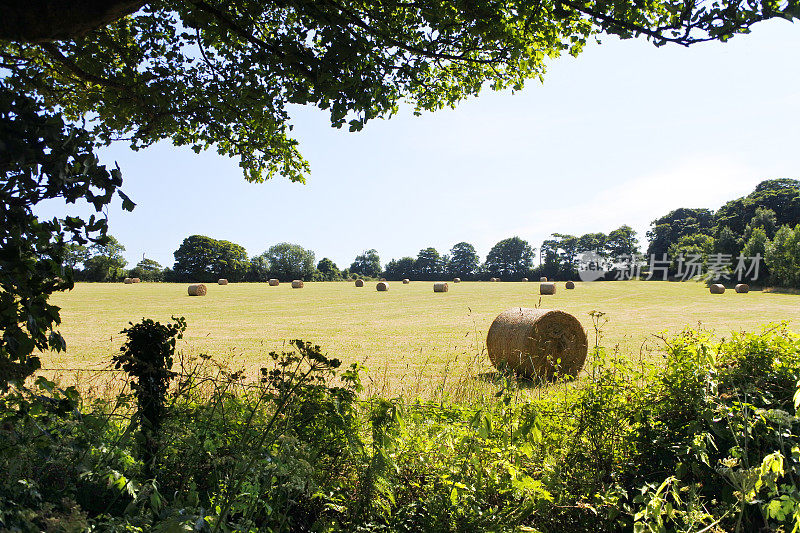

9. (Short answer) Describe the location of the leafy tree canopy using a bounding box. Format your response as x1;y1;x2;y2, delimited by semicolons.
262;242;315;281
448;242;480;280
413;247;445;280
716;180;800;238
350;249;381;278
2;1;797;182
485;236;535;280
316;257;341;281
383;257;415;281
172;235;248;282
646;208;716;257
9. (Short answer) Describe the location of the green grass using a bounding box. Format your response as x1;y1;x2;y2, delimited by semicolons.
45;280;800;397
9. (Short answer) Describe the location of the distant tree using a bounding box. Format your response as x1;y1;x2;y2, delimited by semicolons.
485;237;535;280
413;247;445;280
173;235;222;282
577;232;608;256
264;243;315;281
383;257;415;281
350;249;382;278
667;233;715;278
714;226;741;257
316;257;341;281
540;233;578;280
63;243;90;272
647;208;716;257
716;179;800;238
248;254;271;282
743;226;770;283
128;258;164;282
172;235;248;282
215;240;249;282
744;206;779;241
605;225;640;258
765;225;799;287
448;242;480;280
82;235;127;281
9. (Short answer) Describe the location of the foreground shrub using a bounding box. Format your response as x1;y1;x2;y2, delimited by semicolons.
3;320;800;531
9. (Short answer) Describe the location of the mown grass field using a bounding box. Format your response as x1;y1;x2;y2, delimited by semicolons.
45;280;800;397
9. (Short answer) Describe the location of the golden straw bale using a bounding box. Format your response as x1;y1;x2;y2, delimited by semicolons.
487;307;587;379
188;284;207;296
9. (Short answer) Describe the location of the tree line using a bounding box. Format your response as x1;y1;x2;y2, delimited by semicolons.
64;179;800;287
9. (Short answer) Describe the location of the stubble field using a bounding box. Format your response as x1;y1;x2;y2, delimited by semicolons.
44;280;800;398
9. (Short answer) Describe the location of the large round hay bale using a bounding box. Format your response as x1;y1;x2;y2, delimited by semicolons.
709;284;725;294
131;278;141;283
735;283;750;293
540;277;548;282
376;281;389;291
292;280;304;288
218;278;228;285
453;277;461;283
123;278;133;284
487;308;588;379
565;281;575;289
355;279;364;287
268;279;279;286
188;284;207;296
521;277;529;282
540;282;556;295
402;279;410;284
433;282;448;293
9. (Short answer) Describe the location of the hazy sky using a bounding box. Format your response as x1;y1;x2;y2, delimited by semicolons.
37;19;800;270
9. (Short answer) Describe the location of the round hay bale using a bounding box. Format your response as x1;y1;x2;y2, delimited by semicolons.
487;308;588;379
355;279;364;287
735;283;750;293
123;278;133;284
268;279;279;286
131;278;141;283
376;281;389;291
379;277;386;282
565;281;575;289
540;282;556;295
489;277;499;282
291;280;304;288
521;277;529;282
402;279;410;284
188;284;207;296
453;277;461;283
218;278;228;285
540;277;548;282
433;282;448;293
709;284;725;294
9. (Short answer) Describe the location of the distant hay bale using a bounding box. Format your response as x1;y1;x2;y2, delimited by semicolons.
355;279;364;287
489;277;499;282
735;283;750;293
379;277;386;282
124;278;133;284
709;284;725;294
565;281;575;289
188;284;207;296
292;280;304;288
540;277;548;282
521;278;528;282
218;279;228;285
376;281;389;291
453;278;461;283
403;279;410;284
131;278;141;283
540;282;556;295
433;282;448;293
268;279;279;286
487;307;588;379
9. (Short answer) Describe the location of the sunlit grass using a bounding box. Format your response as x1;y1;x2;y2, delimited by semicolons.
45;280;800;397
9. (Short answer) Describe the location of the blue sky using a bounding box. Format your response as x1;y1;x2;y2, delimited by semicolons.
37;19;800;270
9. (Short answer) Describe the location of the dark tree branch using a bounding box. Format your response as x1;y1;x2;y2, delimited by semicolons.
0;0;146;43
38;43;131;91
